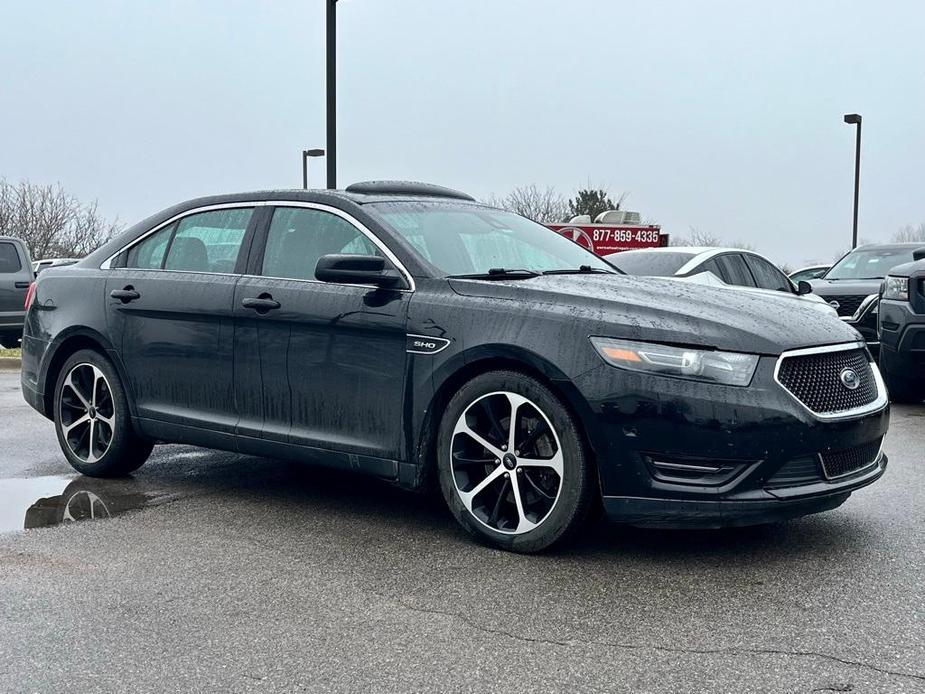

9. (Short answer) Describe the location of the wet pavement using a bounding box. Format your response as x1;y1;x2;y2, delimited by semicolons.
0;370;923;693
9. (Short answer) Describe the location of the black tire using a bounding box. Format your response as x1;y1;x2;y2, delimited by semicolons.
0;335;20;349
436;370;596;553
53;349;153;477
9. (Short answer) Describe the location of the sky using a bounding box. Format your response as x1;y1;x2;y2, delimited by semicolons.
1;0;923;267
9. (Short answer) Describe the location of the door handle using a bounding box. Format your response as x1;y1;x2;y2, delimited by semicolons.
110;286;140;303
242;294;281;314
14;281;31;289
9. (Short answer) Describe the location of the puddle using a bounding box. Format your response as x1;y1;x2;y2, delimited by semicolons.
0;475;162;534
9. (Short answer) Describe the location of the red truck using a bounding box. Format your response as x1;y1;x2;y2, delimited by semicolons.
548;212;667;256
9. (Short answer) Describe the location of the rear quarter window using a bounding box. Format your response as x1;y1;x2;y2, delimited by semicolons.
0;242;23;273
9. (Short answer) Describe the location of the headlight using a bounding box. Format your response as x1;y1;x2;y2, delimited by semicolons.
590;337;760;387
882;276;909;302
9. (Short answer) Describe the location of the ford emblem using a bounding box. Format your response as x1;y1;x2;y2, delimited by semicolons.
828;300;840;310
839;368;861;390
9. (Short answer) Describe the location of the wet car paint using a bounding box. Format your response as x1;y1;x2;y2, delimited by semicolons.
20;189;889;527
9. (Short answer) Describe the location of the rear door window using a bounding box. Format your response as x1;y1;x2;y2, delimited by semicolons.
164;209;253;273
743;254;792;291
127;224;174;269
125;208;253;273
716;254;756;287
0;242;22;273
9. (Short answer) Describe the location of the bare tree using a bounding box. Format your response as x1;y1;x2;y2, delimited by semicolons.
892;223;925;243
0;179;120;260
484;185;569;224
669;226;756;251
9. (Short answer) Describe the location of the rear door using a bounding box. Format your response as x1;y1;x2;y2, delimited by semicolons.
105;205;260;437
233;204;410;463
0;240;33;342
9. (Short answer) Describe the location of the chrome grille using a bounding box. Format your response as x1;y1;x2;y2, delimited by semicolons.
820;438;882;479
776;346;880;416
816;294;866;317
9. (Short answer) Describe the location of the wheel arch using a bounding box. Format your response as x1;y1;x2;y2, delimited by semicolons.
40;327;134;419
414;344;600;490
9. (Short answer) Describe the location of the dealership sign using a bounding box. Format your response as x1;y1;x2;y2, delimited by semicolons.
548;224;667;256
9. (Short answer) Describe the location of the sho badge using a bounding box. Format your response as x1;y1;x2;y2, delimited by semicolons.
406;334;451;355
839;368;861;390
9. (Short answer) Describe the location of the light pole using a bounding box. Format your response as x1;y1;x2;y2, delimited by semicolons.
844;113;862;249
326;0;337;190
302;148;325;189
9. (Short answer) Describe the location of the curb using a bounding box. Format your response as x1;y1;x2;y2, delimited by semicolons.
0;357;21;371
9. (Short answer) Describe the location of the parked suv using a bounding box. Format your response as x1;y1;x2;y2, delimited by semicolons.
811;243;925;357
0;236;34;348
21;183;890;552
879;250;925;402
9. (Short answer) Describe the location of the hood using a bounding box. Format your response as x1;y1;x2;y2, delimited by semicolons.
809;278;883;297
448;274;861;356
886;259;925;279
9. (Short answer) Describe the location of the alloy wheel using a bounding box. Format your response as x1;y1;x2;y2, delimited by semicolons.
59;363;115;464
450;391;563;534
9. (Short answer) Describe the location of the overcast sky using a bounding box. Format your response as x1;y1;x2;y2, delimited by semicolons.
2;0;923;266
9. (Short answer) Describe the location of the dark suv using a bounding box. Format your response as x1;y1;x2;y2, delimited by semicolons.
879;251;925;402
811;243;925;357
0;236;34;348
21;183;890;552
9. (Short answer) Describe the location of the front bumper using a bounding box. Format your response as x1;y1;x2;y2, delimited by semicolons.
572;353;890;528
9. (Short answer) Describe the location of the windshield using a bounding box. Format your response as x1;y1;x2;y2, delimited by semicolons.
367;201;614;276
607;251;695;276
825;248;915;280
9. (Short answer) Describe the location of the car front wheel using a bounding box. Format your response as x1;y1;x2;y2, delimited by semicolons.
437;370;595;553
53;349;153;477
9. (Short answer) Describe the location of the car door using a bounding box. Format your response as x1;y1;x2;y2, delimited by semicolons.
105;205;259;438
0;240;33;345
233;203;410;466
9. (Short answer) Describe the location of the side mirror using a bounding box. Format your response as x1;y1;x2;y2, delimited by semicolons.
315;254;404;288
797;280;813;295
913;247;925;261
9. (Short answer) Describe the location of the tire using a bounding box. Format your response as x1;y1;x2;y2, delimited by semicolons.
0;335;20;349
53;349;153;477
436;370;595;553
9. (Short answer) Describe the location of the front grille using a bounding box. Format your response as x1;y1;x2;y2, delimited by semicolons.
765;456;821;488
820;438;882;479
776;348;879;415
817;294;866;317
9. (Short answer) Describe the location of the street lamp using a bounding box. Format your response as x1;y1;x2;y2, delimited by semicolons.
326;0;337;190
844;113;862;249
302;148;325;189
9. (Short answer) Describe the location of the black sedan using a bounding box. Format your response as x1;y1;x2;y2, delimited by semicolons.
21;182;890;552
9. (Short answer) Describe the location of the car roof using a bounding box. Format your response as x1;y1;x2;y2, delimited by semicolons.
853;242;925;250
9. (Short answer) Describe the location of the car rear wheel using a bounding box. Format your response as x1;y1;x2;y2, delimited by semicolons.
436;370;595;553
0;335;20;349
53;349;153;477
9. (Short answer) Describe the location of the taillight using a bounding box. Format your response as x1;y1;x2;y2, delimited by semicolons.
24;282;37;310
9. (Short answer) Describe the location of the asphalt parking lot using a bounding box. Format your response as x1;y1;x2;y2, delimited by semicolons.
0;370;923;693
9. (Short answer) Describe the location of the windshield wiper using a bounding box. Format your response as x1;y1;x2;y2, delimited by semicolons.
448;268;541;280
543;265;616;276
